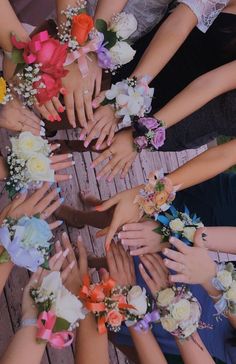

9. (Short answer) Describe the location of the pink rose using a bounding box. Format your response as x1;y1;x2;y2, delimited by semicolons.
112;294;127;305
34;73;62;105
135;136;148;150
106;310;123;327
139;117;158;130
151;127;166;149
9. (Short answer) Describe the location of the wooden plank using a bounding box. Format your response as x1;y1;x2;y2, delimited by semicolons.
0;293;14;356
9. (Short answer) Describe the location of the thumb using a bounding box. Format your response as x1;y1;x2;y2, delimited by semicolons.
92;91;106;109
95;195;118;212
98;268;109;281
193;227;207;248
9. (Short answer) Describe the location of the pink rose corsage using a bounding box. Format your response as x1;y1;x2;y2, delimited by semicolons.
133;116;166;152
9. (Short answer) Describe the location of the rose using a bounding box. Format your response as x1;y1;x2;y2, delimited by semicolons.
139;117;158;130
71;14;94;45
155;191;169;207
11;132;45;159
182;227;196;242
169;218;185;232
27;153;54;182
157;288;175;307
217;270;233;290
172;299;191;321
189;301;201;323
56;285;85;323
151;128;166;149
127;286;148;315
182;324;197;338
112;294;127;305
18;216;52;249
110;41;136;66
225;281;236;302
143;200;156;216
160;316;178;333
40;271;62;297
33;73;62;105
110;12;137;40
106;309;123;327
134;136;148;150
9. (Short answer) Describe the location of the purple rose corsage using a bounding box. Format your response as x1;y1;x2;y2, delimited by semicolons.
133;117;166;152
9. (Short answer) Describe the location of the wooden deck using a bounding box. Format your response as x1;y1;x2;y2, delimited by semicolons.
0;127;208;364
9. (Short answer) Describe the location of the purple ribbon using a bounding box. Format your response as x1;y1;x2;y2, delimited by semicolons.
134;310;160;332
214;296;228;315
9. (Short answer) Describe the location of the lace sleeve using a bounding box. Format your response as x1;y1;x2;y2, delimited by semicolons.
178;0;229;33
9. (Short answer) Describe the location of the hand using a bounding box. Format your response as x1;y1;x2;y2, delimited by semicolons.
49;149;74;182
139;254;169;297
62;55;102;129
0;183;64;229
91;128;137;181
105;241;136;286
163;229;217;285
80;92;119;149
0;97;44;136
118;220;165;256
35;96;65;122
95;185;142;250
54;232;88;295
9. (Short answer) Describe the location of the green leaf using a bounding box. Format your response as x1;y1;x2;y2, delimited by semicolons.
40;259;50;270
101;97;114;106
104;30;117;49
0;250;10;264
95;19;108;33
14;63;25;76
11;48;25;64
53;317;70;332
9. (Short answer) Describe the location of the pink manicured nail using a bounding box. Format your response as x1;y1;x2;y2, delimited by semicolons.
92;100;97;108
69;261;76;269
60;87;67;95
97;175;101;181
56;115;62;122
96;144;100;150
84;141;89;148
59;106;64;113
48;115;54;122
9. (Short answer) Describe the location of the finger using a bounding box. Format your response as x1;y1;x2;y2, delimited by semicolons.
169;273;189;284
90;149;111;169
28;268;43;288
49;250;63;270
44;100;60;121
119;230;144;240
77;235;88;276
75;93;87;129
61;231;76;263
22;107;41;124
83;91;94;122
95;226;109;238
107;124;116;146
92;91;105;108
50;143;61;152
122;223;143;232
97;157;119;180
35;187;60;214
64;93;76;128
107;241;118;276
54;240;63;254
144;254;169;279
95;195;119;213
49;220;64;230
52;96;64;114
130;246;150;256
162;247;185;264
163;258;186;274
50;153;73;164
169;237;190;254
54;174;73;182
139;263;156;296
120;158;134;179
105;218;120;251
84;122;103;148
140;255;162;284
9;190;28;210
51;248;69;271
51;160;75;171
127;253;136;284
106;159;125;182
95;72;102;97
61;260;76;282
41;197;64;218
26;182;51;207
117;243;132;280
194;227;207;248
35;104;51;121
21;124;41;136
98;268;109;281
95;121;110;150
23;115;41;133
121;238;145;247
80;121;94;140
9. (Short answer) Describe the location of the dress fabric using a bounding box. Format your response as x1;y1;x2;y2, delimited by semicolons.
114;173;236;364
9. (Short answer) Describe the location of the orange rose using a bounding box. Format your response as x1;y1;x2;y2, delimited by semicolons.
107;310;123;327
71;14;94;45
155;191;169;206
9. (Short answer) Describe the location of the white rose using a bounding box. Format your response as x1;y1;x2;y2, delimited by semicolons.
27;153;54;182
110;41;136;66
160;316;178;333
40;271;62;298
217;270;233;290
172;299;191;321
55;286;85;324
182;227;196;242
181;324;197;339
169;218;184;232
225;281;236;302
11;132;45;159
189;301;201;323
127;286;147;315
157;288;175;307
110;12;137;40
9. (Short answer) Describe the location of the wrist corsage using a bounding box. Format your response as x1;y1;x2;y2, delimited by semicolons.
133;116;166;152
102;76;154;127
212;262;236;316
31;271;85;348
157;286;203;340
155;206;204;246
10;30;68;107
0;76;13;105
135;169;179;219
80;276;150;333
0;216;52;271
6;132;54;199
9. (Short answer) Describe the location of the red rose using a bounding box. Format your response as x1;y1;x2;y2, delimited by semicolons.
34;73;61;105
71;14;94;45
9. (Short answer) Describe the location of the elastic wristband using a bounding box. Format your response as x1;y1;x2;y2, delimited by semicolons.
21;318;37;328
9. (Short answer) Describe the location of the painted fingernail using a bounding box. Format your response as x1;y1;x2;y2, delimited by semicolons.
95;206;101;211
40;120;45;127
96;144;100;150
107;177;112;182
63;248;69;257
79;134;85;141
121;239;126;245
60;197;64;204
69;175;73;179
92;100;97;108
60;87;67;95
56;143;61;148
59;106;64;113
163;249;168;255
67;153;73;158
84;141;89;148
56;115;62;122
118;233;122;239
48;115;54;122
139;263;144;270
62;231;68;238
55;240;61;249
71;161;75;165
56;187;61;193
55;250;62;259
69;261;76;269
122;225;126;231
169;237;175;243
107;141;111;146
57;220;64;226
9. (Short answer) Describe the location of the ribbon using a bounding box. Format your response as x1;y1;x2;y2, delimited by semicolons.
37;311;74;349
134;310;160;332
64;37;101;77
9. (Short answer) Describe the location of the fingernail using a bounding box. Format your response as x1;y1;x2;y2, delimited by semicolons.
122;225;126;231
118;233;121;239
96;144;100;150
107;177;112;182
92;100;97;108
62;231;68;238
84;141;89;148
139;263;143;270
97;175;101;181
40;120;45;127
79;134;85;141
130;251;134;255
121;239;125;245
107;141;111;146
56;143;61;148
60;197;64;204
63;248;69;257
56;115;62;122
99;268;106;275
68;153;73;158
59;106;64;113
169;237;175;243
163;248;168;255
55;240;61;249
55;250;62;259
48;115;54;122
73;122;76;128
57;220;64;226
60;87;67;95
56;187;61;193
69;175;73;179
69;261;76;269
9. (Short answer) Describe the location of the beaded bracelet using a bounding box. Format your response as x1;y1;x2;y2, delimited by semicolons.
20;318;38;328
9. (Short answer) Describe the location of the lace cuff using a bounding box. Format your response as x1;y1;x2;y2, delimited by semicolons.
178;0;229;33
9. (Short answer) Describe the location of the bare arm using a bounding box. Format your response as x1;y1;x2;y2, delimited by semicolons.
75;314;109;364
155;61;236;127
131;4;197;81
93;0;129;22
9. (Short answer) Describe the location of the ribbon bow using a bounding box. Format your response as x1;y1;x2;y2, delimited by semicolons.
37;311;74;349
134;310;160;332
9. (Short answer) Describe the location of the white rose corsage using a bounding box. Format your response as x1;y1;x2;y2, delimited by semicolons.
212;262;236;316
30;271;85;349
102;76;154;127
5;132;54;199
0;216;53;271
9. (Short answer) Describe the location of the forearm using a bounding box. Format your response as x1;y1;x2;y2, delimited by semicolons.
56;0;78;25
168;140;236;190
75;313;109;364
0;0;29;51
93;0;129;22
129;327;167;364
154;61;236;127
0;327;46;364
176;332;215;364
131;4;197;81
204;227;236;254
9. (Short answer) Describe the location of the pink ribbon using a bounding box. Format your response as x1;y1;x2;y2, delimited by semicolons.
37;311;74;349
64;37;101;77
